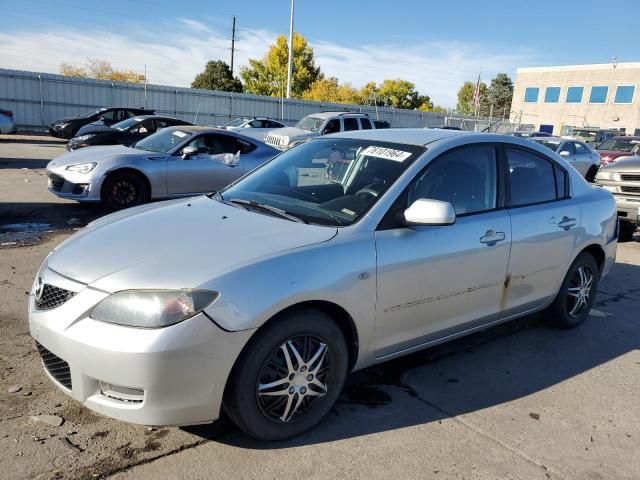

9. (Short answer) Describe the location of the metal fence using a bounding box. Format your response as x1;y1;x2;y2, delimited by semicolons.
0;68;527;133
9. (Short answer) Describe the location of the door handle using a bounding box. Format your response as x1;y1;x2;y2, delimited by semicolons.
479;230;506;245
558;216;577;230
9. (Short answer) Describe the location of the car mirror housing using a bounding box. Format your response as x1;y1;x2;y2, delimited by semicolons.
404;198;456;226
181;145;198;159
559;150;570;157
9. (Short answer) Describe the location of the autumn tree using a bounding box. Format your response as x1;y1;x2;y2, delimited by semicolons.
191;60;242;93
376;79;432;110
456;80;488;115
302;77;361;104
240;33;321;98
60;59;144;83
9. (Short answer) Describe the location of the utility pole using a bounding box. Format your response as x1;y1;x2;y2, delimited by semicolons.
230;16;236;75
286;0;295;98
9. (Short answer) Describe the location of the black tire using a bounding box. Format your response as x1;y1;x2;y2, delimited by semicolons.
544;252;600;329
619;222;637;242
224;308;348;440
101;171;150;210
585;165;598;183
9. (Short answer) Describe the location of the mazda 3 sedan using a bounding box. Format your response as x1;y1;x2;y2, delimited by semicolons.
29;129;618;440
46;126;279;209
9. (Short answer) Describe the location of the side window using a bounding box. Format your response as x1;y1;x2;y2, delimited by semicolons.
574;142;587;155
322;119;340;134
100;110;117;121
236;138;256;154
554;166;567;199
188;134;237;155
268;121;283;128
250;120;264;128
407;144;498;215
559;142;575;156
125;109;138;119
360;118;372;130
507;148;559;206
343;118;359;131
132;120;153;134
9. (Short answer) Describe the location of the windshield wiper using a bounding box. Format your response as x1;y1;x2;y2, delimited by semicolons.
228;198;306;223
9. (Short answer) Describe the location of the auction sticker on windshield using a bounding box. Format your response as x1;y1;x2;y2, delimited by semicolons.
173;131;188;138
361;146;412;162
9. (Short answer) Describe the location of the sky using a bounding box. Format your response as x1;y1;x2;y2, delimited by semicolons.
1;0;638;107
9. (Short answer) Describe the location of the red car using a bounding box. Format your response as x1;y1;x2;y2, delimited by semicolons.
596;136;640;165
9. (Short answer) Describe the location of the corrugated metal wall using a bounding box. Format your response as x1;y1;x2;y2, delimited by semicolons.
0;68;473;130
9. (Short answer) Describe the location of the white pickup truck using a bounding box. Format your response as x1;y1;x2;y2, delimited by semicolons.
264;111;376;150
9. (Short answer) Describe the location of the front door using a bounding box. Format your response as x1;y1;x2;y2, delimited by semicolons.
375;144;511;356
166;133;242;195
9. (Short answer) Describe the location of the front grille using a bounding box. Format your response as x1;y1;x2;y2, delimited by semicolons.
621;185;640;194
265;134;283;147
35;284;75;310
36;342;72;389
48;173;64;192
620;174;640;182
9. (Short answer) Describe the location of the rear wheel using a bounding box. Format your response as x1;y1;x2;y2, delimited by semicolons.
224;308;348;440
585;165;598;183
101;171;149;210
544;252;599;329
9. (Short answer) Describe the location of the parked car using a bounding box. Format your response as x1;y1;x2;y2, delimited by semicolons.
48;107;155;140
373;119;391;129
0;107;16;134
264;111;375;150
46;126;278;209
507;131;552;138
29;129;617;440
221;117;286;131
569;128;622;147
67;116;192;151
595;136;640;165
532;136;600;182
596;156;640;241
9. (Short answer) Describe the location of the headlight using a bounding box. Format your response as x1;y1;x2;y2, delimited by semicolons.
75;134;95;142
595;171;618;181
281;136;290;146
65;162;97;173
91;289;219;328
57;122;70;129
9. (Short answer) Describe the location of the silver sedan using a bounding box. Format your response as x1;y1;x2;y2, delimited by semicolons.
29;129;617;440
46;126;279;209
532;136;600;181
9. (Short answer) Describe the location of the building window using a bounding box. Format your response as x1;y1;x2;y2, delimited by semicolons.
544;87;561;103
614;85;635;104
524;87;539;103
566;87;583;103
589;86;609;104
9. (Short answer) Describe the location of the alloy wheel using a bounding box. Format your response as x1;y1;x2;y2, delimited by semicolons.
256;335;330;423
566;265;594;317
111;180;137;206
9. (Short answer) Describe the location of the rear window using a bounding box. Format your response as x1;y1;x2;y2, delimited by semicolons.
343;118;359;131
360;118;372;130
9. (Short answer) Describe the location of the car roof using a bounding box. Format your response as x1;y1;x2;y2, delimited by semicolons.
533;136;565;142
329;128;471;146
305;111;367;119
130;115;183;121
163;125;271;143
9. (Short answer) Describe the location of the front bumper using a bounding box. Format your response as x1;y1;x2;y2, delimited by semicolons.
47;169;101;202
28;266;254;426
613;196;640;225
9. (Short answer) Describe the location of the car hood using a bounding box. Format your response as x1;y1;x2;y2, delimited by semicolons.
75;123;114;136
47;145;150;169
46;196;338;290
601;156;640;170
271;127;317;140
50;116;82;125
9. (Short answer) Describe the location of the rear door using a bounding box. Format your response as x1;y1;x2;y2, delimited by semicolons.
503;145;580;312
166;133;243;194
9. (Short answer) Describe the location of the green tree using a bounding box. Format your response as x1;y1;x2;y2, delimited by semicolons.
191;60;243;93
241;33;321;98
456;80;488;115
377;79;432;110
358;81;380;106
487;73;514;118
302;77;361;104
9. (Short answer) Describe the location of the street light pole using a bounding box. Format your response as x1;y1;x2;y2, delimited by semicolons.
286;0;295;98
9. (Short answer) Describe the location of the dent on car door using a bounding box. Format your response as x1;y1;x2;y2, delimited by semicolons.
503;146;580;312
374;144;512;357
166;133;242;195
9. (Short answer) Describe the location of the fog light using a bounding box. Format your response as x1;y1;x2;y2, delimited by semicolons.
100;381;144;403
72;184;89;195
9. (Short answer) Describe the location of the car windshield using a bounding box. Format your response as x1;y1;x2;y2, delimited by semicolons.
113;117;144;131
219;138;425;227
571;130;597;142
134;128;193;153
597;137;640;152
223;118;250;128
295;116;325;132
533;139;561;151
81;108;106;118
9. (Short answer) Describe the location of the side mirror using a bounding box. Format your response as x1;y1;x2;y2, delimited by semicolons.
559;150;570;157
181;145;198;159
404;198;456;226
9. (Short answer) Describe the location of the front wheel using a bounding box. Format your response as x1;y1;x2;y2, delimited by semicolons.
585;165;598;183
223;308;348;440
101;171;150;210
544;252;599;329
